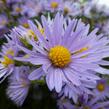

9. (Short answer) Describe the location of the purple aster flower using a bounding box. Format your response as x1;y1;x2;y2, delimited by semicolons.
81;0;96;18
101;20;109;36
11;4;23;15
7;66;30;106
60;79;96;103
21;0;43;18
0;27;9;38
58;93;109;109
57;98;77;109
9;28;22;45
44;0;63;12
0;48;15;82
0;33;19;82
63;1;81;16
79;94;109;109
13;26;34;39
18;17;29;28
0;14;8;29
15;13;109;102
92;79;109;101
13;18;48;41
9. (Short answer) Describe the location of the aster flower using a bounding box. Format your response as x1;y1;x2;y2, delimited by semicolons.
101;19;109;36
0;35;18;82
61;79;96;103
79;94;109;109
57;98;76;109
92;79;109;101
13;16;52;43
0;14;8;29
44;0;63;12
18;17;29;28
63;1;81;16
0;27;9;37
12;19;46;43
11;4;22;15
15;13;109;98
21;0;43;18
13;26;37;41
7;66;30;106
58;93;109;109
80;0;96;18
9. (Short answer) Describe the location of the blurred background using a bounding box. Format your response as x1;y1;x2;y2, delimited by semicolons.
98;0;109;7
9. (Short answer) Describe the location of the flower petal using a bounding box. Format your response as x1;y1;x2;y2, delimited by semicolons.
28;67;44;80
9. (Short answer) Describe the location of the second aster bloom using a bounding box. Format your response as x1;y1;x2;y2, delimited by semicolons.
0;14;8;29
44;0;63;12
63;1;81;16
93;79;109;101
57;98;76;109
21;0;44;18
7;66;30;106
16;13;109;95
11;4;23;15
18;17;29;28
0;38;18;82
60;79;96;103
78;94;109;109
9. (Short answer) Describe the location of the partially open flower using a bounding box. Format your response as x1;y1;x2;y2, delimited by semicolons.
7;66;30;106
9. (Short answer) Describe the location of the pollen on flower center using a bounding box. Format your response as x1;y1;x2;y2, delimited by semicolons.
22;23;29;28
15;7;22;12
97;83;105;92
1;20;7;25
1;56;14;67
64;7;69;14
6;49;15;56
48;46;71;68
51;2;58;9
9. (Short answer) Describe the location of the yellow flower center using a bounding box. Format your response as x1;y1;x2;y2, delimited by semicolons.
15;7;22;12
51;2;58;9
64;7;69;14
83;106;90;109
49;46;71;68
0;20;7;25
22;23;29;28
97;83;105;92
6;49;15;56
1;56;14;67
